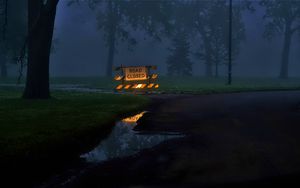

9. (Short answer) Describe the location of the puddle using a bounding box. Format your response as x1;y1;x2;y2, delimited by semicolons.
80;112;183;163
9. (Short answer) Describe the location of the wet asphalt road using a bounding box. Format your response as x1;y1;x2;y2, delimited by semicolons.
46;91;300;187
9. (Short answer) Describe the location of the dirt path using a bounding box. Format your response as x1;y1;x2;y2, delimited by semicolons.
48;91;300;187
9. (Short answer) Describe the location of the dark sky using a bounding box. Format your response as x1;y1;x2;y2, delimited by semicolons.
50;0;300;77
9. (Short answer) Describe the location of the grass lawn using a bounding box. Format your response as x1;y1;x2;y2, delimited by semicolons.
0;87;149;164
45;76;300;93
156;77;300;93
49;77;300;93
1;77;300;94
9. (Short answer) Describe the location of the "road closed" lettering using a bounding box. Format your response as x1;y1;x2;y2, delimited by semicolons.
124;67;148;81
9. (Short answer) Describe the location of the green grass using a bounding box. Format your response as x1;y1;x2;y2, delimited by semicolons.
48;76;300;93
0;88;149;163
156;77;300;93
1;76;300;94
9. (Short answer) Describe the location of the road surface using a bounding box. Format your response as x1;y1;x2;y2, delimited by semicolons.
46;91;300;187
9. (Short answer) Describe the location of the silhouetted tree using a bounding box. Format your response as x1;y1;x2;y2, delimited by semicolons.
3;0;27;78
96;0;137;77
0;0;8;78
85;0;172;77
0;50;6;78
191;0;245;78
0;44;7;78
123;0;173;41
260;0;300;79
23;0;59;99
166;31;192;76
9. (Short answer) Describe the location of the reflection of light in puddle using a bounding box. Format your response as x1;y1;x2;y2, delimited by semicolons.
122;111;146;124
80;112;183;163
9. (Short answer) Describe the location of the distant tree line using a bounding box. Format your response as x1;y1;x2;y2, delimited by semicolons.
70;0;248;78
1;0;300;99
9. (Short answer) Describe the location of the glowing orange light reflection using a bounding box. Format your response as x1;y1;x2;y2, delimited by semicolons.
122;111;146;123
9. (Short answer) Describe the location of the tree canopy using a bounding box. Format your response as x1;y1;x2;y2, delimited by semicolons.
260;0;300;78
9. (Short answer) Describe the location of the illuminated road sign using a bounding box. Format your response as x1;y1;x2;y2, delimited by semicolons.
124;66;148;81
114;65;159;91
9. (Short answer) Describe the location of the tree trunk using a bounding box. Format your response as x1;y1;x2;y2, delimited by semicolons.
106;30;116;77
0;39;7;78
215;61;219;78
204;46;213;77
214;49;219;78
23;0;58;99
105;1;116;77
279;26;292;79
197;26;213;77
0;54;7;78
205;61;213;77
203;36;213;77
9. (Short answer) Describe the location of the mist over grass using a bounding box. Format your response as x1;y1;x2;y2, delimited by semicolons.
1;76;300;94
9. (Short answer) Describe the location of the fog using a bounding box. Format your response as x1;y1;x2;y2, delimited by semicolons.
46;1;300;78
51;2;170;77
1;1;299;78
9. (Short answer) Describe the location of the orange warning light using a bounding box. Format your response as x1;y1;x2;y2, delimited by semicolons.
147;83;155;88
124;85;131;89
114;75;124;81
116;84;123;90
151;74;158;79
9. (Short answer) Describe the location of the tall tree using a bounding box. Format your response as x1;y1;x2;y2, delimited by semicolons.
3;0;27;78
0;0;27;79
0;0;8;78
190;0;246;78
166;31;193;76
77;0;172;77
95;0;136;77
23;0;59;99
123;0;173;41
260;0;300;79
0;49;6;78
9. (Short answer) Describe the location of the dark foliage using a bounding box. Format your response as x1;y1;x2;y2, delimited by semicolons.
166;31;192;76
260;0;300;79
